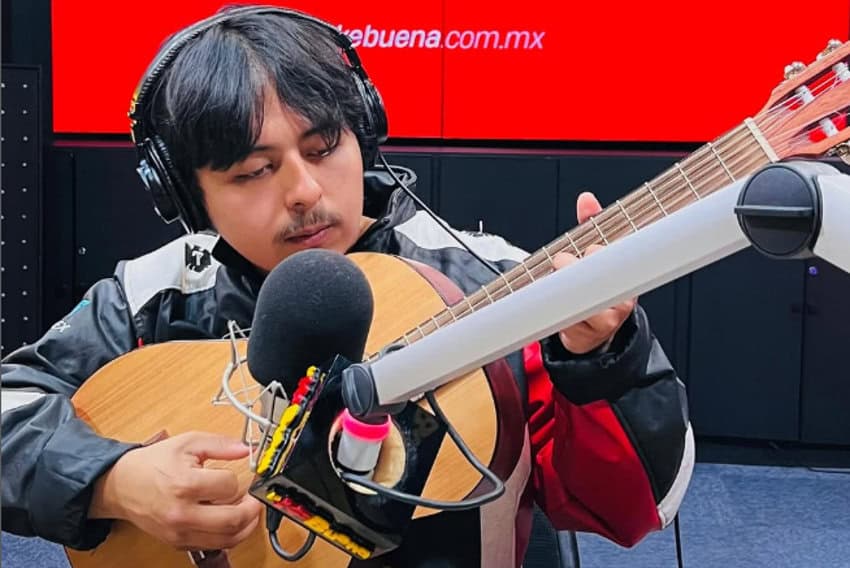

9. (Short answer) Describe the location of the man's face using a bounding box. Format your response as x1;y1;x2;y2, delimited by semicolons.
196;88;365;273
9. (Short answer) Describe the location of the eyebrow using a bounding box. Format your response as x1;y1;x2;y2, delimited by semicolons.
249;144;275;153
301;124;329;140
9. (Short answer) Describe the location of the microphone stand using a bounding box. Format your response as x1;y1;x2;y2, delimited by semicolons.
343;160;850;417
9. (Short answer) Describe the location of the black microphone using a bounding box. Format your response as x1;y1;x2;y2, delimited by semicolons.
247;248;375;394
247;249;390;481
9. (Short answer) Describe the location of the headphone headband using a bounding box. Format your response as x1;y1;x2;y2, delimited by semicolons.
129;5;388;233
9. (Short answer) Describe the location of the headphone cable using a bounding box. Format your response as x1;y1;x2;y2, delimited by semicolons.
377;152;504;277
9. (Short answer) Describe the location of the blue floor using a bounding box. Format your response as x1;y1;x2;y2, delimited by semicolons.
576;463;850;567
3;463;850;567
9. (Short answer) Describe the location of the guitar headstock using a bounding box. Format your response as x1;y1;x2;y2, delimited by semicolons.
754;39;850;162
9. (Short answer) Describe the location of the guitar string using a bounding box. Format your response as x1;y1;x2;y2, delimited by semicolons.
415;117;793;338
395;129;776;344
411;135;785;338
394;134;806;346
521;98;812;272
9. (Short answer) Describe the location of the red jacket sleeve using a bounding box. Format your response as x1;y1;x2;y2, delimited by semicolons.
525;338;682;547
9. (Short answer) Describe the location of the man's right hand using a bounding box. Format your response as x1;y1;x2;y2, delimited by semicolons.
89;431;263;551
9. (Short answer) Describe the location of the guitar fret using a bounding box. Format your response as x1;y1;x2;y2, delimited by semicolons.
431;315;442;331
481;285;495;304
464;296;477;314
743;117;779;162
644;182;668;215
675;163;701;200
499;273;514;293
616;199;639;232
521;262;537;283
541;246;556;267
415;323;426;338
589;216;609;244
565;233;583;257
447;305;459;322
707;142;736;181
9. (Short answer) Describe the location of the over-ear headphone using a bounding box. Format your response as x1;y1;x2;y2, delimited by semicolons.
128;4;388;233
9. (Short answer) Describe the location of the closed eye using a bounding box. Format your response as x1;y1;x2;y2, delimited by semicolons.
307;144;337;159
234;164;272;182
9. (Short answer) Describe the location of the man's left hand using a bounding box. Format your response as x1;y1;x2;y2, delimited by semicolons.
553;192;637;354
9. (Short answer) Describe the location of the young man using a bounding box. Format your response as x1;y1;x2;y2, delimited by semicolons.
1;5;693;567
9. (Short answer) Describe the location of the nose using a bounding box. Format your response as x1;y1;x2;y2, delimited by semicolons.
282;156;322;213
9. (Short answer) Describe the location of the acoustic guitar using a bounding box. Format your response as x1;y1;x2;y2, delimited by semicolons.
67;39;850;567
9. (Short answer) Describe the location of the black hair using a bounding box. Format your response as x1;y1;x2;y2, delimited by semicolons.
143;10;368;227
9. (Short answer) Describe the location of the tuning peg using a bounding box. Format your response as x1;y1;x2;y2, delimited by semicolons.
784;61;806;79
817;39;844;60
830;143;850;166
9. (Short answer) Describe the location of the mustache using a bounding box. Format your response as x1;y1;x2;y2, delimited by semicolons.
277;209;343;242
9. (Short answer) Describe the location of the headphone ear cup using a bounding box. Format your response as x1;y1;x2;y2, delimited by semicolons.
137;138;182;224
137;137;198;231
362;81;388;145
350;71;388;169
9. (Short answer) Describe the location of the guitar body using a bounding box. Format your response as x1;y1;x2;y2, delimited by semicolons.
65;252;525;568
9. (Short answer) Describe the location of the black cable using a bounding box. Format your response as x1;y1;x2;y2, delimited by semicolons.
340;389;505;510
807;467;850;475
266;508;316;562
377;152;504;277
674;514;684;568
566;530;581;568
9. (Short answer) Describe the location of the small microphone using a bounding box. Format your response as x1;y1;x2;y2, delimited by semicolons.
335;410;391;480
247;249;375;394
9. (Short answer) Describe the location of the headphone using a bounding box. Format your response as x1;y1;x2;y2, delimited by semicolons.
128;5;388;233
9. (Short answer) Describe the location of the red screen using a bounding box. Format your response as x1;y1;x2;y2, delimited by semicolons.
52;1;849;141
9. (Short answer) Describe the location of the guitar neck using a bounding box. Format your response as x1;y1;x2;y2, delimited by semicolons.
376;118;777;355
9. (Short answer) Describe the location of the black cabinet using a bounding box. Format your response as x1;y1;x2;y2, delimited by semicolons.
73;146;182;297
800;259;850;444
558;153;685;368
438;155;560;253
1;66;43;354
686;158;850;444
688;250;805;441
43;147;76;326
